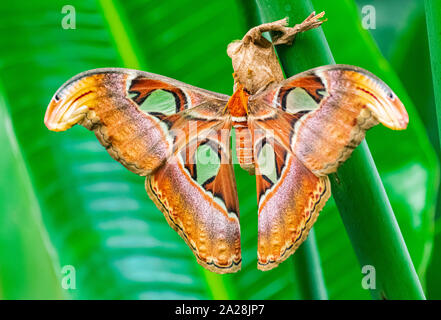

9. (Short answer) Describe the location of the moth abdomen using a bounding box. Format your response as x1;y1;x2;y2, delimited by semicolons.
234;124;255;174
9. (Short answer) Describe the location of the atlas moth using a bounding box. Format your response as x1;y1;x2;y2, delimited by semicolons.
44;12;408;273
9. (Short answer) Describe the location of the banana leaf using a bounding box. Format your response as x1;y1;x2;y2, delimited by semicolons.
0;83;64;299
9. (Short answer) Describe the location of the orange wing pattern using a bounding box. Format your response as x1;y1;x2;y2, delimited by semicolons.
45;68;241;273
249;65;408;270
254;65;408;176
146;120;241;273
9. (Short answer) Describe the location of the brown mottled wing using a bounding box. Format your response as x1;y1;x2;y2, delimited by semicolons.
146;118;241;273
250;124;330;270
44;68;230;176
45;68;241;273
249;64;408;270
253;64;408;176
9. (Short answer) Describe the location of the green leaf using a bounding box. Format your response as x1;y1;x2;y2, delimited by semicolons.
0;82;64;299
424;0;441;300
292;230;328;300
424;1;441;150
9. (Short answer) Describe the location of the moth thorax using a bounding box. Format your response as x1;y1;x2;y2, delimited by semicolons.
235;125;255;175
226;84;249;117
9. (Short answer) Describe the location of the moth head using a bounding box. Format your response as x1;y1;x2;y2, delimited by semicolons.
45;74;99;132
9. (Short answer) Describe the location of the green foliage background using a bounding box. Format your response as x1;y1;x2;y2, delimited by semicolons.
0;0;439;299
